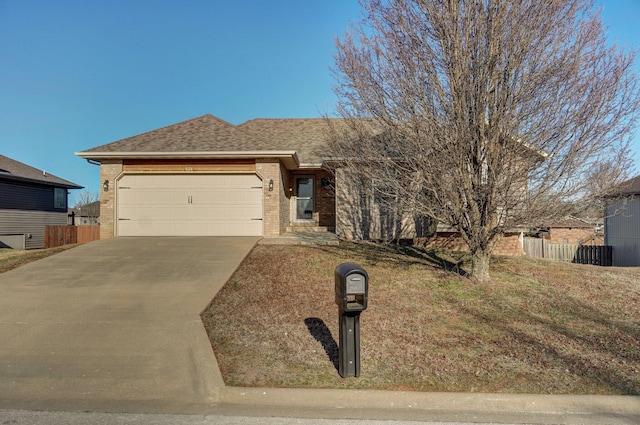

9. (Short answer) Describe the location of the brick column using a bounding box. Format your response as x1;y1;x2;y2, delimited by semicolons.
256;159;289;237
99;160;123;239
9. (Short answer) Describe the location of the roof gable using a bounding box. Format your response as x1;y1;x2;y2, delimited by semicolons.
80;114;264;154
77;114;344;168
0;155;82;189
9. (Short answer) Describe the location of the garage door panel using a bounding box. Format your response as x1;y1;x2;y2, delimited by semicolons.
224;205;261;219
226;191;248;204
118;219;159;237
118;189;138;204
117;174;263;236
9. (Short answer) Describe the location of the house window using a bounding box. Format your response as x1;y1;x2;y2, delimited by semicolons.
53;188;67;209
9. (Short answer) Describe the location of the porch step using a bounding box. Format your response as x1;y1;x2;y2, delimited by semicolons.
286;225;332;233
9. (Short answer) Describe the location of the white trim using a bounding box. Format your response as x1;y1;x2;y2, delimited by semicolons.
75;151;300;169
299;162;324;168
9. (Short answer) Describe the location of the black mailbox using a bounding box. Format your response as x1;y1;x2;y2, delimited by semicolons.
335;262;368;312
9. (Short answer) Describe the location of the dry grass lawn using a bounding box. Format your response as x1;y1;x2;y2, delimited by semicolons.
202;242;640;394
0;245;78;274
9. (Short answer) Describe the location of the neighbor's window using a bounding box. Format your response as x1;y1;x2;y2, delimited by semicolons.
54;188;67;209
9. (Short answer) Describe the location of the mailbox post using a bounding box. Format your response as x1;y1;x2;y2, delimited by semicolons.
335;262;368;378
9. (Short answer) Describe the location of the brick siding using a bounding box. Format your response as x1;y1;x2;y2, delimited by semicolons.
288;169;336;229
423;232;525;256
256;159;289;237
547;227;601;245
99;160;123;239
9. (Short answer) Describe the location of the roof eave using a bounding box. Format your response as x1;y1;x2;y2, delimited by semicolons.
0;174;83;189
75;151;301;170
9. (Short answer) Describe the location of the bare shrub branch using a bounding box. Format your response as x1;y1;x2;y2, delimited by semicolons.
329;0;640;281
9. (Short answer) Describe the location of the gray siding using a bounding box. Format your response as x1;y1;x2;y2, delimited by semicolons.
0;209;68;249
605;195;640;266
0;179;70;249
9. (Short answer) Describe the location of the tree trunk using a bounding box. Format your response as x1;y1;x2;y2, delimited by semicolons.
470;249;491;283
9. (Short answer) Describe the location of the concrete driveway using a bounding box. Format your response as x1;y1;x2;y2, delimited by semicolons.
0;237;258;414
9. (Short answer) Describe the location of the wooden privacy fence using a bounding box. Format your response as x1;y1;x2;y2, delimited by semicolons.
523;237;544;259
45;225;100;248
523;237;612;266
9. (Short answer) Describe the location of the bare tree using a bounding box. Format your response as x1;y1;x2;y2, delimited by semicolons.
329;0;640;281
73;190;100;225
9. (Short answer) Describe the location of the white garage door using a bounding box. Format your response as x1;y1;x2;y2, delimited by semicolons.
117;174;263;236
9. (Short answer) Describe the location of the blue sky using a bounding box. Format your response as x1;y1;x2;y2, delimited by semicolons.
0;0;638;204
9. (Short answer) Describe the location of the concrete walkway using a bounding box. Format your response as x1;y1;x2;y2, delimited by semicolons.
0;237;258;413
258;231;339;245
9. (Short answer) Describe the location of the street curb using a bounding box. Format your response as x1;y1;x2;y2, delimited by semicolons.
215;387;640;424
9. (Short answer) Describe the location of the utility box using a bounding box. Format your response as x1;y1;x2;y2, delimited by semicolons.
335;262;368;313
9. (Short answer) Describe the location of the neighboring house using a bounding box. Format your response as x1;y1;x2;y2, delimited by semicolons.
69;201;100;225
533;216;603;246
0;155;83;249
604;174;640;266
423;224;527;257
73;114;521;255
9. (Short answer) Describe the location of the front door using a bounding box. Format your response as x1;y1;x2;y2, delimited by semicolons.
295;176;314;221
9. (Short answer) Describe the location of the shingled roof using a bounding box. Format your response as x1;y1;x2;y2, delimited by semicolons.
0;155;82;189
237;118;343;166
544;216;595;229
79;115;264;154
76;114;344;168
610;174;640;196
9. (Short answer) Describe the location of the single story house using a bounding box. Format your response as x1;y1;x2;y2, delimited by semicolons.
532;216;602;246
604;174;640;266
76;115;338;240
75;114;524;254
68;201;100;225
0;155;83;249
